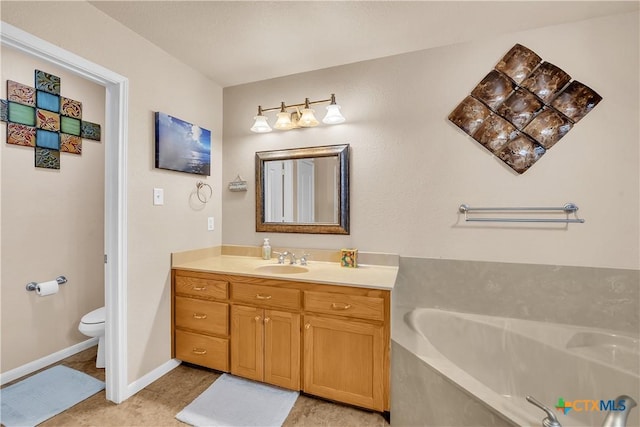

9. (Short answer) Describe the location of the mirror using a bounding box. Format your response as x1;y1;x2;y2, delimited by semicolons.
256;144;349;234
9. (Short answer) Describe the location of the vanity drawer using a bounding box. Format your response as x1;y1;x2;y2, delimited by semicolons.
232;282;300;310
175;274;228;300
175;330;229;371
304;291;384;321
175;296;228;335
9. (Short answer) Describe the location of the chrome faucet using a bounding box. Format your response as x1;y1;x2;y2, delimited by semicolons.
275;251;297;265
299;253;310;266
526;396;562;427
602;395;637;427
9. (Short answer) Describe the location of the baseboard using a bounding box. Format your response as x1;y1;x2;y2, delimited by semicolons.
125;358;181;399
0;337;99;386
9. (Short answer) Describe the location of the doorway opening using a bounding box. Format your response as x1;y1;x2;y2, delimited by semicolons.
1;22;129;403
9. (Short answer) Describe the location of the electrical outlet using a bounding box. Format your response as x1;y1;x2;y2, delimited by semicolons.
207;217;214;231
153;188;164;205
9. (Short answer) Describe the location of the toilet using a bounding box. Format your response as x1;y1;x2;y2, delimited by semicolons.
78;306;106;368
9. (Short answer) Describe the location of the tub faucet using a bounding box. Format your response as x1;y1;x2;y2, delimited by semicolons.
602;395;637;427
526;396;562;427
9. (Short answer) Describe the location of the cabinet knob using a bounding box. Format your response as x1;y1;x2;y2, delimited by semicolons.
305;323;311;330
264;317;270;323
193;286;207;291
193;313;208;319
255;294;272;300
331;302;352;310
192;348;207;355
255;316;261;322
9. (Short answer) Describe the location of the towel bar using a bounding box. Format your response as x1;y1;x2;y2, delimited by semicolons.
459;203;585;224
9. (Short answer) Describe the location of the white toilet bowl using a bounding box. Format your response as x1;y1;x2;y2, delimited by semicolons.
79;306;105;368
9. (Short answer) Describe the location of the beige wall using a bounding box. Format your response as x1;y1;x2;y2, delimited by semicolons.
1;48;105;372
1;2;223;382
223;10;639;271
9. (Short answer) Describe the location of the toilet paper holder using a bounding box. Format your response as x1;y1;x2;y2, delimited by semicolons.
26;276;67;291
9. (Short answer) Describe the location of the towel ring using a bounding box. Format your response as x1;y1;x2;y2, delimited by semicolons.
196;181;212;203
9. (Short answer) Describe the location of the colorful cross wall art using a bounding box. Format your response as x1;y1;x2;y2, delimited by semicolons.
1;69;102;170
448;44;602;174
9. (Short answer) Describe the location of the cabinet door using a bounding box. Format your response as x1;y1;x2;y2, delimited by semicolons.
303;315;384;411
231;305;263;382
264;310;300;390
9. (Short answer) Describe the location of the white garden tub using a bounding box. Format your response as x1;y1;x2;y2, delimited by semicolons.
392;308;639;427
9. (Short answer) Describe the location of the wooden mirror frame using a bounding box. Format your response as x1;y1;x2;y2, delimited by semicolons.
255;144;350;234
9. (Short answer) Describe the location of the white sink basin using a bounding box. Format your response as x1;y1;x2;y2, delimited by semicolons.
254;264;309;274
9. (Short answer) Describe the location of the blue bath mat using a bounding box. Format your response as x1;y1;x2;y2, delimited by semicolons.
176;373;299;426
0;364;105;427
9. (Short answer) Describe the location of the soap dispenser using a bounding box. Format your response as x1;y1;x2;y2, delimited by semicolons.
262;238;271;260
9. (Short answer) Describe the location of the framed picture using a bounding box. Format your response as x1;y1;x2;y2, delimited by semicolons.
155;112;211;175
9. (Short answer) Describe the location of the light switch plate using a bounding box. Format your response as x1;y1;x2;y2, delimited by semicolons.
207;217;214;231
153;188;164;205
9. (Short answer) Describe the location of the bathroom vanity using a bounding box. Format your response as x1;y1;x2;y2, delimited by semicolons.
171;250;396;412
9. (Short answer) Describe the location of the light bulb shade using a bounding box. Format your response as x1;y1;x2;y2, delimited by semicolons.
298;108;319;127
322;104;345;124
250;115;272;133
274;111;295;130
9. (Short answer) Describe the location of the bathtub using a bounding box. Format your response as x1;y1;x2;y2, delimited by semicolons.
392;308;639;427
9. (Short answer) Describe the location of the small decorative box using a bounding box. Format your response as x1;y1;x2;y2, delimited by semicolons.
340;249;358;268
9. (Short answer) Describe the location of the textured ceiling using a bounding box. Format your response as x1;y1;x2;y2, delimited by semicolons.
89;1;639;87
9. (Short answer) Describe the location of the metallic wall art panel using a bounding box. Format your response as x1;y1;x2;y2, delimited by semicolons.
80;121;101;141
7;80;36;106
35;147;60;169
60;97;82;119
7;101;36;126
60;134;82;154
36;109;61;132
60;116;81;136
36;129;60;150
2;69;103;169
0;100;7;122
7;123;36;147
35;69;61;95
449;43;602;174
36;90;60;113
550;81;602;123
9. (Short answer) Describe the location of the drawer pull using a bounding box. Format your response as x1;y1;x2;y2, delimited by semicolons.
192;348;207;355
255;294;272;300
193;313;208;319
192;286;207;291
331;302;352;310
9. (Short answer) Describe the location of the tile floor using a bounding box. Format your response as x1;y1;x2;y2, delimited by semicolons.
8;346;389;426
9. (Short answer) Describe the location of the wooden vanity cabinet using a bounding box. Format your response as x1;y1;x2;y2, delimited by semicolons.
230;280;301;390
303;288;388;412
230;305;300;390
172;270;230;371
172;269;390;412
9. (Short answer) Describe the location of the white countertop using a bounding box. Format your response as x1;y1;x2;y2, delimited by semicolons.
172;254;398;290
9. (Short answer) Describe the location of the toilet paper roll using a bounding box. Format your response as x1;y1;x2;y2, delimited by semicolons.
36;280;59;296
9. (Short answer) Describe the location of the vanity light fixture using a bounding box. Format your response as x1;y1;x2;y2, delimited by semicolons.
250;93;345;133
274;102;297;130
250;106;273;133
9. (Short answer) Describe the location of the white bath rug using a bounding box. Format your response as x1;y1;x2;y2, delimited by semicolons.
0;364;105;427
176;373;299;427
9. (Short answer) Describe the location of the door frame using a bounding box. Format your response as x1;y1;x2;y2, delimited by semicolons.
1;22;129;403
